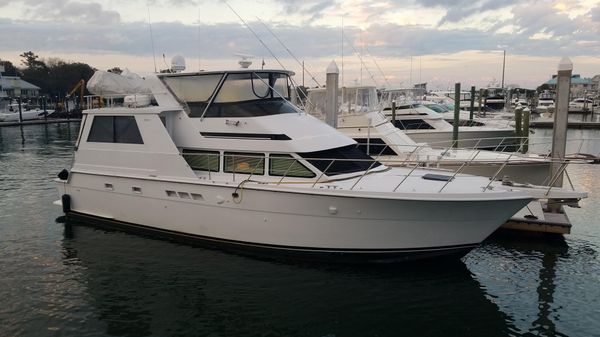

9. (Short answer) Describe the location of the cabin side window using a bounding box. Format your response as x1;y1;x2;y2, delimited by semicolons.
299;144;381;176
224;152;264;175
269;154;316;178
182;149;220;172
87;116;144;144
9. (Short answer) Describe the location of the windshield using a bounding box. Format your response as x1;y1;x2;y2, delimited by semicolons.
162;71;295;118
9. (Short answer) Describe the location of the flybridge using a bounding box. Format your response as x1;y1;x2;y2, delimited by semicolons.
159;70;299;119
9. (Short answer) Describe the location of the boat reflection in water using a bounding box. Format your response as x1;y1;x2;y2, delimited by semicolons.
62;219;518;337
468;233;576;337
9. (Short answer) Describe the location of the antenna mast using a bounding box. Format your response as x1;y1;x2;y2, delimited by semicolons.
341;16;344;88
147;5;157;73
224;1;286;70
501;49;506;90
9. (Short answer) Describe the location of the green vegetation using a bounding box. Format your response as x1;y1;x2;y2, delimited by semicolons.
1;51;108;100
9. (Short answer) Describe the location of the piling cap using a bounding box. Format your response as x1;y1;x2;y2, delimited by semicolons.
558;57;573;71
326;60;339;74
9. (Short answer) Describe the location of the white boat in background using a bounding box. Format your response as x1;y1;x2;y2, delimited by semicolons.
569;98;596;113
537;99;555;114
379;89;517;150
483;87;506;111
55;66;539;262
0;102;54;122
307;86;556;185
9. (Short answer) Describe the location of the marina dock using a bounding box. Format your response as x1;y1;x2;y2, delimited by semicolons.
0;118;80;127
529;120;600;129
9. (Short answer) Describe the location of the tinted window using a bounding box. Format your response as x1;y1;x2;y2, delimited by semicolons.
182;149;220;172
354;138;398;156
300;145;381;176
185;72;295;118
189;99;298;118
224;152;264;175
393;119;434;130
87;116;143;144
269;154;316;178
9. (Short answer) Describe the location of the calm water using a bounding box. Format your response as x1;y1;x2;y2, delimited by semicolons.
1;123;599;337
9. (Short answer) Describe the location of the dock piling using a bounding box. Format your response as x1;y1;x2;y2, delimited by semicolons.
522;108;530;153
325;60;339;128
478;89;483;115
550;57;572;194
17;96;23;124
43;96;48;122
514;106;523;142
391;100;396;127
453;83;460;148
469;86;475;120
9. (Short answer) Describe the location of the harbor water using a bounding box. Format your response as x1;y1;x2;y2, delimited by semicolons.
1;123;599;337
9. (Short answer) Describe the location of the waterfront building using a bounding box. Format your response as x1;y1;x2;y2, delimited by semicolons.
542;74;594;98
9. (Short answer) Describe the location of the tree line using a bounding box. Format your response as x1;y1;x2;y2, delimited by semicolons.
1;51;122;101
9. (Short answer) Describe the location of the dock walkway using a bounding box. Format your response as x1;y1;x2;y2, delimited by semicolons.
0;118;81;127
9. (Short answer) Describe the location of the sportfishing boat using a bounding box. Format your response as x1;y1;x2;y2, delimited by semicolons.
307;86;553;185
0;101;52;122
375;89;517;150
55;67;537;262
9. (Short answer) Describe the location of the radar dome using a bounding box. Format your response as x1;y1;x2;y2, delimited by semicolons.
171;55;186;73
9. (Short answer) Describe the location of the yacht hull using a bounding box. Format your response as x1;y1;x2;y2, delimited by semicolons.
57;172;528;262
0;110;46;122
381;159;553;185
406;129;517;150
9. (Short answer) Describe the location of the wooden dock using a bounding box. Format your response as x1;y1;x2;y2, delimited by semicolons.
529;120;600;129
501;202;572;235
0;118;81;127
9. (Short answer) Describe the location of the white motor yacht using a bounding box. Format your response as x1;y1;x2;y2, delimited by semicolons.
378;90;517;150
0;102;52;122
307;86;554;185
56;68;537;262
569;98;596;113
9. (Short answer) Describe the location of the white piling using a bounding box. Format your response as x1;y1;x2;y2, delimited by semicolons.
550;57;572;189
325;61;339;128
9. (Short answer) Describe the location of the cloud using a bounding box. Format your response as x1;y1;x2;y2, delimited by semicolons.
276;0;339;22
416;0;518;24
511;2;580;37
1;14;599;63
590;5;600;22
0;0;120;24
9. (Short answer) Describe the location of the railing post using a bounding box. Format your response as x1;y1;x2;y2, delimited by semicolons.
277;158;299;185
393;163;420;192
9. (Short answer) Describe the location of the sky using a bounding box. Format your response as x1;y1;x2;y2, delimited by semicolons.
0;0;599;89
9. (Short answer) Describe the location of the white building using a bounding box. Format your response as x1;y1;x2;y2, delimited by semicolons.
0;76;41;98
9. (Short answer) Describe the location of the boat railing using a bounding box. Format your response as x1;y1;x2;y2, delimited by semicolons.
84;94;123;109
180;138;597;194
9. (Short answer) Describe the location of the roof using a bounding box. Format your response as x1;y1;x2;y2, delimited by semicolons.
158;69;295;79
0;76;40;90
544;74;592;86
